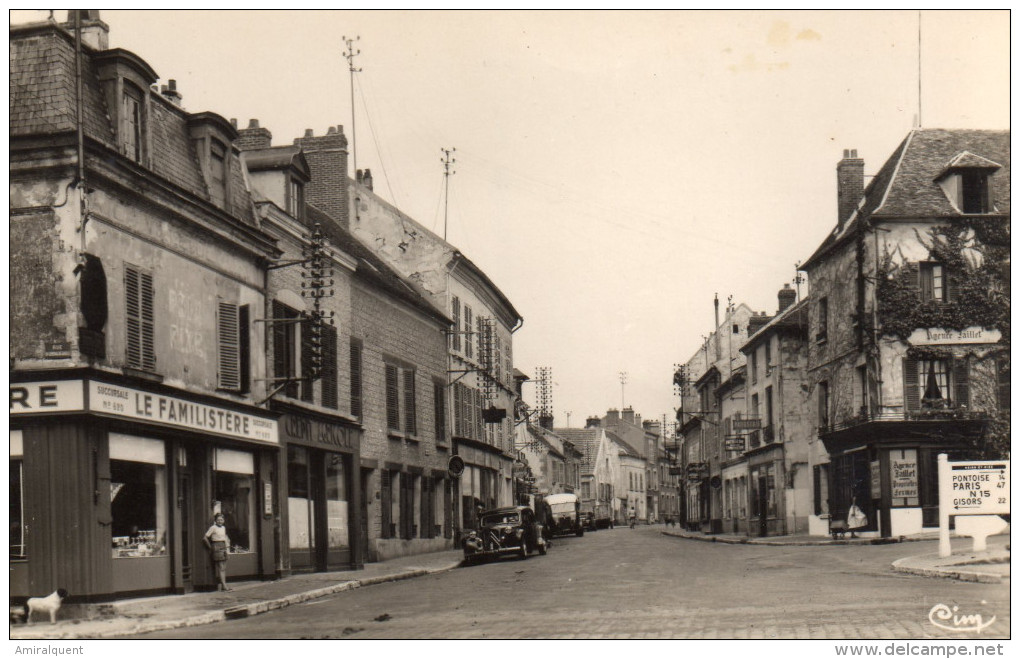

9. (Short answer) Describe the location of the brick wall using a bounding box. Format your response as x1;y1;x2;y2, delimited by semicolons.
294;126;349;229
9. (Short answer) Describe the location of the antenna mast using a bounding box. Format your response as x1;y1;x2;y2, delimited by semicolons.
441;147;456;240
342;36;362;179
619;371;628;409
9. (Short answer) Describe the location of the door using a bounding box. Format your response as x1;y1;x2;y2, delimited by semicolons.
360;468;371;560
310;451;328;572
757;477;768;537
177;470;194;591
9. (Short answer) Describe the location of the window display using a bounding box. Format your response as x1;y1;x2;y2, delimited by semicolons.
288;445;314;551
325;454;348;549
109;435;167;558
214;448;255;554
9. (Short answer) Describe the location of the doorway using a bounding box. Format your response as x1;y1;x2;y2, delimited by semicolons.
757;477;768;537
360;468;371;562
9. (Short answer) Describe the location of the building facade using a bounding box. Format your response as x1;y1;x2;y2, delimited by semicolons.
802;131;1010;538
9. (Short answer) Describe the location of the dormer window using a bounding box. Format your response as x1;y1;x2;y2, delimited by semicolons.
209;139;228;208
935;151;1001;215
121;83;143;162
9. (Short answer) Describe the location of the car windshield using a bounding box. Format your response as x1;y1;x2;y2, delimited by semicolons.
481;512;519;526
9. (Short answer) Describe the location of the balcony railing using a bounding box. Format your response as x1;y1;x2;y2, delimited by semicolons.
817;406;990;437
762;425;775;443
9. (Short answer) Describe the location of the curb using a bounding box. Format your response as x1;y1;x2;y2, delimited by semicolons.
891;557;1005;584
11;561;462;640
660;530;933;547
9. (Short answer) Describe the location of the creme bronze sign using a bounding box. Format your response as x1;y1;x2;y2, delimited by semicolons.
282;414;354;450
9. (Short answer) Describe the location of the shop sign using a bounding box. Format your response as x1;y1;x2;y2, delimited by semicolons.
10;380;85;414
870;460;882;499
732;418;761;431
280;414;353;450
724;436;746;452
89;381;278;444
890;449;919;505
908;326;1001;346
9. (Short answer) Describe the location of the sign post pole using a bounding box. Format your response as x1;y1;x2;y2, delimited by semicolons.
937;453;951;558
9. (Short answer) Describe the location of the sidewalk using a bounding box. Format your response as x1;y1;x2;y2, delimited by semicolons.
662;526;1010;584
10;548;464;640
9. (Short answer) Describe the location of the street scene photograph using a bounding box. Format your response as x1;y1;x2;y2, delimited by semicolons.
7;8;1010;653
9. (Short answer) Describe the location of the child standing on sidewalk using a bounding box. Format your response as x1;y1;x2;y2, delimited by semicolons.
203;513;231;591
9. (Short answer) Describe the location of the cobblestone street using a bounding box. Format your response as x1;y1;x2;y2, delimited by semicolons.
136;525;1010;639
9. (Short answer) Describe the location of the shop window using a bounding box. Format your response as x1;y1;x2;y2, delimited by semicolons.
121;83;143;163
321;324;338;409
450;297;461;352
214;448;255;554
217;302;250;393
110;435;167;558
288;445;313;552
273;301;300;398
125;265;156;372
208;138;228;208
10;431;24;559
464;305;474;359
919;262;950;302
325;454;349;549
350;339;363;418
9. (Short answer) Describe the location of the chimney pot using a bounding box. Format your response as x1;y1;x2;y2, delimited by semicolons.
168;79;177;91
327;126;337;135
248;119;260;129
230;118;237;128
304;128;314;137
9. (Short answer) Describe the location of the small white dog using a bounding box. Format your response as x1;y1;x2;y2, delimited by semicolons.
26;588;69;624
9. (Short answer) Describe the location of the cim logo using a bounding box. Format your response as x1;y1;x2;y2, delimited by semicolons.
928;603;996;634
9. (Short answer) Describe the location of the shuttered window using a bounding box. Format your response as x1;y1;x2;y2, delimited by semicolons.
380;470;393;539
386;364;400;431
403;369;417;434
125;265;155;371
451;297;461;351
350;339;363;418
217;302;240;390
272;301;299;398
434;381;447;444
420;476;432;538
400;472;414;540
996;357;1010;411
905;357;969;412
952;358;969;409
300;313;314;403
903;357;920;412
464;306;473;359
321;324;338;409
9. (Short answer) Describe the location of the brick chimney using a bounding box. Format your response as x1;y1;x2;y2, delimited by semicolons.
294;125;349;228
748;312;771;337
837;149;864;229
605;408;620;424
538;413;554;431
65;10;108;50
236;119;272;151
622;407;635;425
160;79;182;107
585;416;600;428
778;283;796;312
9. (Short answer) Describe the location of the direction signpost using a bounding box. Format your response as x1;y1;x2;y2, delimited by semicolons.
937;454;1010;557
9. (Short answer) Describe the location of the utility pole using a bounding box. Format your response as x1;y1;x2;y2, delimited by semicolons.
794;261;804;303
619;371;628;409
565;411;572;428
441;147;456;240
342;36;361;180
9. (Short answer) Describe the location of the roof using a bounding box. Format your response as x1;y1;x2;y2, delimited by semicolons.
526;426;564;459
802;129;1010;271
554;428;599;467
606;431;640;458
242;145;310;180
305;204;452;326
10;22;257;227
741;298;809;352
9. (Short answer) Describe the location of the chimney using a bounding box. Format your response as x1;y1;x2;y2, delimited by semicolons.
634;413;642;427
294;125;349;228
837;148;864;229
605;408;620;424
235;118;272;151
714;293;720;330
65;10;109;50
778;283;796;313
362;168;373;192
160;79;182;106
538;413;554;431
748;313;772;337
585;416;600;428
622;407;635;425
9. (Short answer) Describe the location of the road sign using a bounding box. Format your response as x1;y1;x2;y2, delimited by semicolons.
732;418;761;431
937;455;1010;557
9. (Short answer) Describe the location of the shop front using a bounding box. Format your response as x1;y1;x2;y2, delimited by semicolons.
747;446;784;537
453;439;508;531
10;374;279;602
276;404;363;572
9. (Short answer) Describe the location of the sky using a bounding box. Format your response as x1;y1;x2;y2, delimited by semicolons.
12;9;1009;430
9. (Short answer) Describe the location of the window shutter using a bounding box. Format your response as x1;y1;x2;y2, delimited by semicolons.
217;302;240;390
904;262;920;295
464;306;473;359
125;267;155;370
322;324;338;409
996;357;1010;411
300;314;314;402
380;471;392;538
400;473;412;539
903;357;920;412
403;369;417;435
385;364;400;431
451;297;461;351
272;301;290;396
952;357;969;409
434;382;446;444
350;340;363;418
420;476;430;538
139;271;155;370
473;388;482;441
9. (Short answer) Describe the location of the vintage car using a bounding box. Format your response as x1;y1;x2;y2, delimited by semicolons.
461;506;547;564
543;492;584;537
578;502;598;531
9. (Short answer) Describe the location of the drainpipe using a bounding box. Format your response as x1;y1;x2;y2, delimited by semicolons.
74;11;89;253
